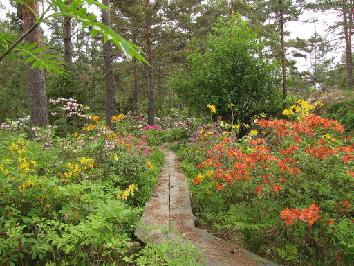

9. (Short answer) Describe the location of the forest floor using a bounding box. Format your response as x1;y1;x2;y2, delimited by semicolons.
135;148;276;266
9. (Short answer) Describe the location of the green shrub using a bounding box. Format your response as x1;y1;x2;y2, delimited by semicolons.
0;119;164;264
170;15;282;124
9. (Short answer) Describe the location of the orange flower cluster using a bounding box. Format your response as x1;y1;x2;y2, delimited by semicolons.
258;114;344;139
280;204;320;226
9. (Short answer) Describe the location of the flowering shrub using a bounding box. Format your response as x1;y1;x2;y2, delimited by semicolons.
0;117;164;264
49;97;90;135
177;114;353;265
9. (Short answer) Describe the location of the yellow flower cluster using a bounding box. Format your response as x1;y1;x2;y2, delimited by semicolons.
207;104;217;113
8;139;37;174
8;139;28;155
146;160;154;170
220;121;241;131
249;130;258;136
119;184;138;201
18;158;36;173
282;100;321;120
83;124;96;131
63;157;94;179
18;179;36;191
323;133;336;142
111;114;125;123
91;115;100;122
79;157;94;169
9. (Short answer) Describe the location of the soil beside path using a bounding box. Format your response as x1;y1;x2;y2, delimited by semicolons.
135;148;276;266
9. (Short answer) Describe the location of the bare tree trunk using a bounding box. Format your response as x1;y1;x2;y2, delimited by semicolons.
133;61;140;114
279;0;286;99
102;0;116;128
22;1;48;126
343;0;353;87
63;0;73;66
144;0;155;125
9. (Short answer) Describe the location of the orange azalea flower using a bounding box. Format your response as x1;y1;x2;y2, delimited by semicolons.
254;185;263;195
262;174;270;184
280;203;320;226
279;177;286;183
341;200;351;211
197;163;203;169
216;183;224;190
272;184;282;192
327;219;336;225
347;171;354;178
342;154;354;163
280;145;299;155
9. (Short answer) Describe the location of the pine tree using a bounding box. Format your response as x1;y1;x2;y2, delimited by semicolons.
22;1;48;126
102;0;117;128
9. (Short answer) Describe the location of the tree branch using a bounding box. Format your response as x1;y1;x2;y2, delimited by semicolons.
0;21;40;62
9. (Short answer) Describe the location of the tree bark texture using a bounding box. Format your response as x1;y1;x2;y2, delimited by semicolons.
343;0;353;87
63;0;73;66
102;0;117;128
22;1;48;126
279;0;287;99
144;0;155;125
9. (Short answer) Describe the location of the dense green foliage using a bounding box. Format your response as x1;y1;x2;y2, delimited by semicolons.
327;98;354;132
176;110;353;265
171;16;282;122
0;119;166;264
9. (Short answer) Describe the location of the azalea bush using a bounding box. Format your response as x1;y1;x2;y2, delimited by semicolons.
177;113;353;265
0;116;164;264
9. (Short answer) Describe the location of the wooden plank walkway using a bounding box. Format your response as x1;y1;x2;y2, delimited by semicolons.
135;148;277;266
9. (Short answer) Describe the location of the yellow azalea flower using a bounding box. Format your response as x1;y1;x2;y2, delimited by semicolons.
249;130;258;136
113;154;119;161
207;104;216;113
18;180;36;191
146;160;154;170
119;184;138;201
232;124;240;130
111;114;125;123
206;170;214;178
83;124;96;131
282;109;292;116
91;115;100;122
8;139;28;155
79;157;94;169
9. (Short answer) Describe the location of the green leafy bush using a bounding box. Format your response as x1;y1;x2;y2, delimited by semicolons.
327;98;354;132
0;118;163;264
170;15;282;123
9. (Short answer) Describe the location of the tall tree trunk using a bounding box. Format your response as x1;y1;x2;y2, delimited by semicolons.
144;0;155;125
22;1;48;126
63;0;73;66
343;0;353;87
102;0;117;128
133;60;140;114
279;0;287;99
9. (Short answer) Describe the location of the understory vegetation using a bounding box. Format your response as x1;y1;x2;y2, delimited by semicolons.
0;115;167;264
1;0;354;265
176;101;354;265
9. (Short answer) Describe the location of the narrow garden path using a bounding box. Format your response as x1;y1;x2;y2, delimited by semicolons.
136;148;276;266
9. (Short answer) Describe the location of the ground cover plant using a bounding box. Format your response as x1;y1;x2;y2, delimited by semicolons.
0;114;168;265
177;102;354;265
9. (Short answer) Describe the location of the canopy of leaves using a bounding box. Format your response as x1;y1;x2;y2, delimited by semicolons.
170;16;282;122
